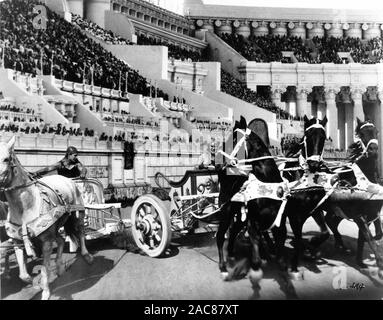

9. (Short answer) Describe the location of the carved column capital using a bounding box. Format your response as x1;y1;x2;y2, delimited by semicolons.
324;86;340;100
350;86;367;100
296;86;311;99
376;85;383;101
271;85;287;98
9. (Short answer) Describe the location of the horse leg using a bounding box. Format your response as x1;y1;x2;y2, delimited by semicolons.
355;217;383;278
272;219;288;272
289;217;304;280
325;208;351;254
41;240;53;300
216;207;231;279
356;228;367;268
227;217;243;266
263;230;276;257
55;235;65;277
308;211;330;259
3;250;11;280
75;211;93;264
247;220;263;288
374;216;383;240
15;246;32;283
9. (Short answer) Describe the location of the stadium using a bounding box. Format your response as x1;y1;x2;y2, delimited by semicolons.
1;0;383;301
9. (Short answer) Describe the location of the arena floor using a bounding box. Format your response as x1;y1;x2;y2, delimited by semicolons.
1;211;383;300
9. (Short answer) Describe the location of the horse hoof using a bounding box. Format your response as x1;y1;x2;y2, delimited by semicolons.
83;254;94;265
226;256;236;267
41;290;50;300
335;245;352;255
19;275;33;284
288;270;304;281
220;272;229;281
248;268;263;286
303;249;316;261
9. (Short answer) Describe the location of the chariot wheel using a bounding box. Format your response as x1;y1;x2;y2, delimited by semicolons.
130;194;172;257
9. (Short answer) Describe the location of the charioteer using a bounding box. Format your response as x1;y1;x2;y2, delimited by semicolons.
34;146;87;179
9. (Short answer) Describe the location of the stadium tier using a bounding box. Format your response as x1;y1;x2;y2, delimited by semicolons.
219;33;383;64
1;0;382;190
220;69;292;119
0;0;164;97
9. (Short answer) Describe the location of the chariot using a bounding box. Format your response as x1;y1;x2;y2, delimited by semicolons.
130;169;222;257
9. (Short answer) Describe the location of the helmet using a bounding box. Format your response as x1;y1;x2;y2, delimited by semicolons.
65;146;78;157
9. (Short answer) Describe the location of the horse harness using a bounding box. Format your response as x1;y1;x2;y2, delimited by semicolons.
1;160;84;257
218;124;383;229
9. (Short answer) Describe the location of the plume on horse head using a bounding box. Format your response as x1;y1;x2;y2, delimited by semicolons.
248;118;270;149
303;115;328;131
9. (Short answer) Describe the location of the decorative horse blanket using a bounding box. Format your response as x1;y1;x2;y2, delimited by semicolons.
5;184;84;241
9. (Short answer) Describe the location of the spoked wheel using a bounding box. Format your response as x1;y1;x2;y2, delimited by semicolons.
130;195;171;257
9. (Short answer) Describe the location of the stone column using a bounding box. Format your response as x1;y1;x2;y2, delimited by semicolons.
271;85;287;113
377;87;383;174
324;86;340;149
351;86;366;122
296;86;310;117
345;103;354;150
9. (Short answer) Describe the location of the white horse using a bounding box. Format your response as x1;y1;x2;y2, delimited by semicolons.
0;136;93;300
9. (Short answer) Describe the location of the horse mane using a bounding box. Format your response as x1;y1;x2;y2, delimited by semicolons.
347;141;363;161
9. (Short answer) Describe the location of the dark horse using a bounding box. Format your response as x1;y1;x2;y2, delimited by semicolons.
281;116;332;278
216;116;288;285
324;118;383;278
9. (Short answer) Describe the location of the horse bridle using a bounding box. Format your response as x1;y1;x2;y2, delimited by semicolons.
218;128;275;166
300;122;326;163
0;152;37;193
354;122;379;160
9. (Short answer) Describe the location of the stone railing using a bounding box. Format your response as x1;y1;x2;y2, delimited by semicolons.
0;110;38;122
54;78;125;99
0;131;210;155
11;70;44;95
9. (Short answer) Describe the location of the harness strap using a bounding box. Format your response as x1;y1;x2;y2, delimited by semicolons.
306;181;339;216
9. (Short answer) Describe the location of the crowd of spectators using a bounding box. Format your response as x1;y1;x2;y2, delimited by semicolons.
0;122;94;136
192;119;232;132
281;135;301;156
72;13;204;62
72;14;132;45
0;104;35;114
220;33;313;63
102;114;159;128
219;33;383;64
311;36;383;64
0;0;165;97
220;69;291;118
0;114;43;124
137;34;203;62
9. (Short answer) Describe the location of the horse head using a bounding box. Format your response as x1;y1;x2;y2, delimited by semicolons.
302;115;328;172
0;136;17;187
355;118;378;159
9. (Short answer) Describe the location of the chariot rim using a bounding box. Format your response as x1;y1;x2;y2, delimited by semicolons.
130;195;171;257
